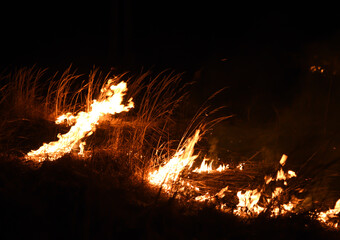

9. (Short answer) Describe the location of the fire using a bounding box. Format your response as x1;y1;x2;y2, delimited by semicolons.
7;67;340;231
193;158;214;173
317;199;340;228
234;189;264;216
236;162;245;171
231;155;299;217
148;130;200;191
192;158;229;173
195;186;229;202
264;154;296;185
26;80;134;162
148;132;304;219
148;133;340;228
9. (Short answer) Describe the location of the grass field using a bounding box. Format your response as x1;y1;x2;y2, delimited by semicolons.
0;66;339;239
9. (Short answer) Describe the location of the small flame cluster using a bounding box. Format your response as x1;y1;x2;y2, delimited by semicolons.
233;154;297;217
148;129;232;194
310;65;325;74
192;158;229;173
317;199;340;228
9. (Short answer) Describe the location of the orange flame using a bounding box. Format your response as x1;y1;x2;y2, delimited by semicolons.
234;189;264;216
148;130;200;191
234;155;299;217
147;128;338;227
265;154;296;185
192;158;229;173
26;80;133;162
317;199;340;228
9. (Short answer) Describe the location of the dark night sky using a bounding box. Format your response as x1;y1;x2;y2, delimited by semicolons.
2;2;340;145
1;2;339;71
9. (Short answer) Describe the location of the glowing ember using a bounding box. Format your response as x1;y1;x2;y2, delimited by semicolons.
26;80;134;162
279;154;287;166
310;65;325;73
236;162;245;171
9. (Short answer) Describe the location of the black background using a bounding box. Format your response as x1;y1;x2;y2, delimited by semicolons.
1;2;339;71
1;1;340;118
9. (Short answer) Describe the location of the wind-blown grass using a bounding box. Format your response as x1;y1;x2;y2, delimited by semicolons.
0;66;339;239
0;66;194;170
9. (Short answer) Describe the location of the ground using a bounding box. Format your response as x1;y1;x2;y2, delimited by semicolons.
0;155;339;240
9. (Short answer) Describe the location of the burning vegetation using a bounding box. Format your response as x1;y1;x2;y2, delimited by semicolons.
0;66;340;239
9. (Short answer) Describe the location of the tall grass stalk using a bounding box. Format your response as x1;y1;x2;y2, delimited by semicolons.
0;67;197;175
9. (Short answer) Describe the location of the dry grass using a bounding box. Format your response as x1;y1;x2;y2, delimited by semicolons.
0;66;340;239
0;66;196;171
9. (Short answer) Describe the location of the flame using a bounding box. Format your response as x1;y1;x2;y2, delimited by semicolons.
216;186;229;198
236;162;245;171
264;176;273;185
287;170;297;178
317;199;340;227
234;189;264;216
26;80;134;162
272;187;283;198
146;126;339;227
265;154;296;185
233;155;299;217
148;130;200;191
148;141;303;219
216;164;229;172
195;186;229;202
276;168;286;181
15;67;340;228
195;192;212;202
192;158;229;173
193;158;214;173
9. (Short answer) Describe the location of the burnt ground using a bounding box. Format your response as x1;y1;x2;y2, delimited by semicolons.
0;155;339;240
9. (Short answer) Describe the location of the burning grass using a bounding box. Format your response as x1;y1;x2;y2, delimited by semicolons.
0;66;340;239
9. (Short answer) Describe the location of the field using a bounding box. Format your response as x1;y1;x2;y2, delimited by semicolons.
0;66;340;239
